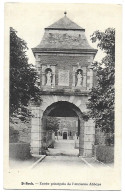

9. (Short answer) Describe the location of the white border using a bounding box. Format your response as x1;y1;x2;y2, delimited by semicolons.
0;0;125;194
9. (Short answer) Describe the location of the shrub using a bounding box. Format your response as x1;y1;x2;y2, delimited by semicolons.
95;145;114;163
9;127;19;143
9;142;31;160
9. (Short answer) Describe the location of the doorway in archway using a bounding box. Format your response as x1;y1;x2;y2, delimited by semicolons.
63;132;67;140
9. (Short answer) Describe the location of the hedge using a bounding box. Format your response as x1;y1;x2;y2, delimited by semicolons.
95;145;114;163
9;142;31;160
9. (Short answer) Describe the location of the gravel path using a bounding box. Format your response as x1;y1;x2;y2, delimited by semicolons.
36;156;87;168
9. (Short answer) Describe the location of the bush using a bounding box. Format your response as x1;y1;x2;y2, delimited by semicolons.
9;127;19;143
95;145;114;163
9;142;31;160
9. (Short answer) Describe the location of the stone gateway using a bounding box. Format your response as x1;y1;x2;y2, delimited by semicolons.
31;13;97;157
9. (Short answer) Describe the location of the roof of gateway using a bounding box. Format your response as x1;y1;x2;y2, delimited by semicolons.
45;15;84;31
32;14;97;52
34;32;95;50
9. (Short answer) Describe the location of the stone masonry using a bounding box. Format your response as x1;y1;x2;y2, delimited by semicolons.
31;14;97;157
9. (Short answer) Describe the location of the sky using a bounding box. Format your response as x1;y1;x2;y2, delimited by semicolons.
5;3;121;64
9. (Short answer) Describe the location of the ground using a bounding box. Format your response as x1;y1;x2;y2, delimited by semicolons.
35;140;111;169
47;139;79;156
9;139;113;169
36;140;87;168
9;156;38;169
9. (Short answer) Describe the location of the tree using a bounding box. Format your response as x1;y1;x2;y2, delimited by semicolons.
87;28;115;136
10;27;40;119
46;117;60;133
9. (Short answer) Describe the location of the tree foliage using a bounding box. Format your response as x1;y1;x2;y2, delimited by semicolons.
46;117;60;132
10;27;40;118
87;28;115;134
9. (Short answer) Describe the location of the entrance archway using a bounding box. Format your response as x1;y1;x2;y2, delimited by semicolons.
42;101;84;156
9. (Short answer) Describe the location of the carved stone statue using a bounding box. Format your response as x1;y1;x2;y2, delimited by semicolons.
46;70;52;86
76;71;82;87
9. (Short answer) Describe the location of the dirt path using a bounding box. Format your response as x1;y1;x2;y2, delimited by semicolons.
47;140;79;156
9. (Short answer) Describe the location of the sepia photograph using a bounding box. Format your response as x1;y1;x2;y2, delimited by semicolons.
4;2;122;190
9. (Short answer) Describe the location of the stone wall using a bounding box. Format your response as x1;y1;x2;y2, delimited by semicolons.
84;119;95;157
30;107;42;155
30;19;97;157
59;117;78;132
37;53;94;90
41;95;88;114
30;94;95;157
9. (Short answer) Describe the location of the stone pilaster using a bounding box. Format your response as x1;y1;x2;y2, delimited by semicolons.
89;69;93;89
83;119;95;157
30;106;42;155
82;67;87;89
87;68;93;90
52;73;55;86
79;118;84;156
41;116;47;150
42;72;46;86
72;71;76;86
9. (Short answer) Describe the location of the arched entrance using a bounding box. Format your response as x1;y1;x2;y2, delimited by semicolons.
42;101;84;156
30;97;95;157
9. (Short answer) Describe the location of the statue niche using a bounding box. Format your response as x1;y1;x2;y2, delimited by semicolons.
45;68;53;86
76;69;83;87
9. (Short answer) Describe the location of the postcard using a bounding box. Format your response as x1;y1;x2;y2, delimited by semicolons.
4;3;122;190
